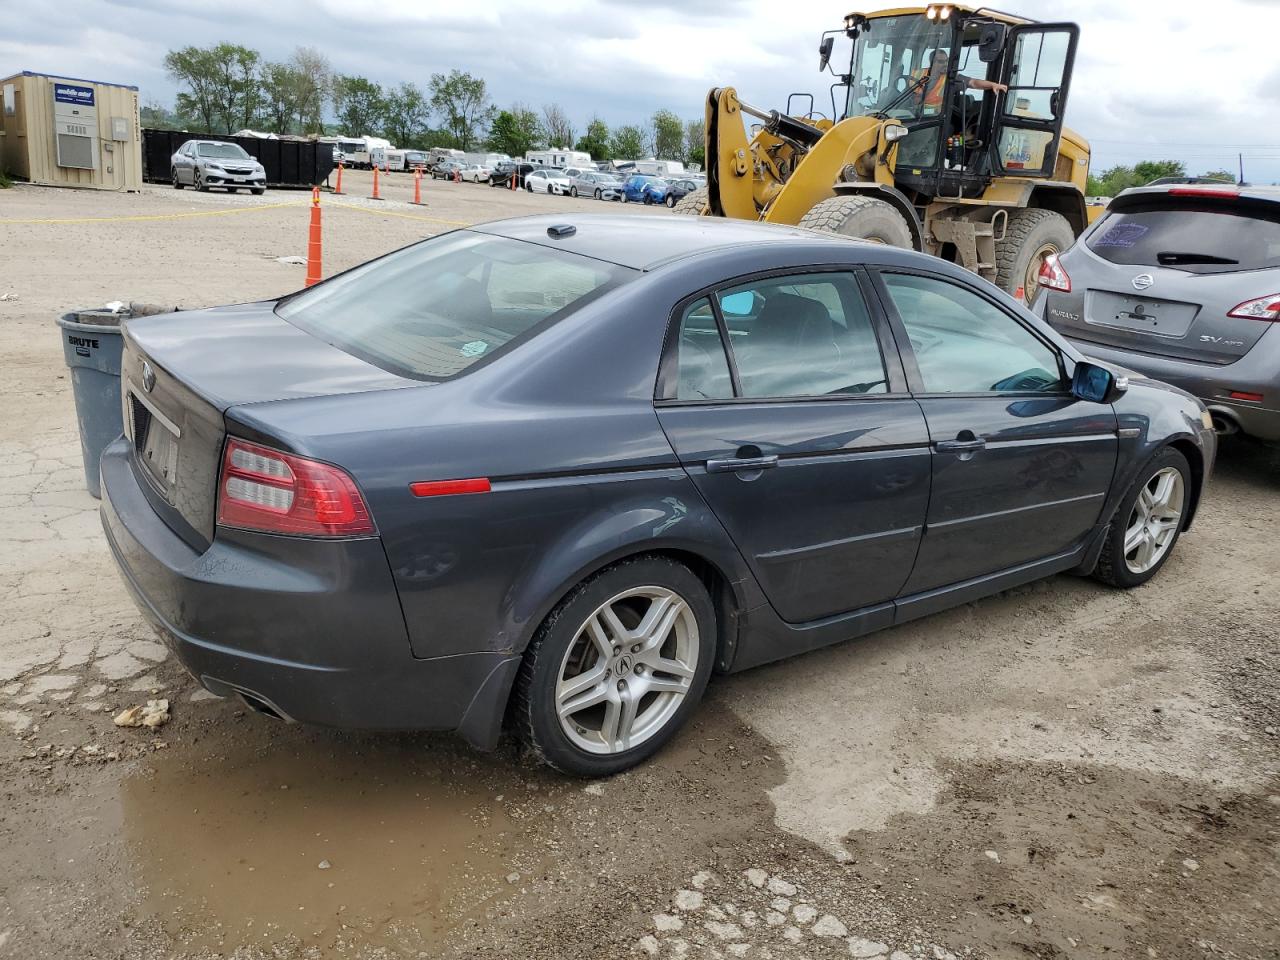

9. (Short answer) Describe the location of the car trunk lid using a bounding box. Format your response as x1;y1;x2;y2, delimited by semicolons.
120;301;417;548
1052;190;1280;364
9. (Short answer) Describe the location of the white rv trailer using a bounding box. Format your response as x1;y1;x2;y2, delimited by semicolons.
633;159;686;177
525;148;592;168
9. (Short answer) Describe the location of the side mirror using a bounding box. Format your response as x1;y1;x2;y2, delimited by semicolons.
1072;361;1129;404
978;23;1007;62
819;37;835;72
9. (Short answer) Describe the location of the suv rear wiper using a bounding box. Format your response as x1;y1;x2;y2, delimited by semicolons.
1156;251;1240;266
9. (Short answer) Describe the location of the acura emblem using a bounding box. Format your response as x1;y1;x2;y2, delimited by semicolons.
1132;273;1154;291
141;361;156;393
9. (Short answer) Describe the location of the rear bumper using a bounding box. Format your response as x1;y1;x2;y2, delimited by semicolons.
99;437;518;748
1064;338;1280;442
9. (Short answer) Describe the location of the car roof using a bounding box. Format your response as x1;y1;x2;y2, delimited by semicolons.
470;213;866;271
1115;183;1280;205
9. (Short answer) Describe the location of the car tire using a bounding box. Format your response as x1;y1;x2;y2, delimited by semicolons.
570;186;578;198
672;187;709;216
798;195;914;247
512;556;716;777
195;172;209;192
1093;447;1192;589
526;182;534;192
665;193;677;208
594;189;602;200
251;188;265;195
172;171;184;190
995;208;1076;305
621;193;628;203
227;187;238;194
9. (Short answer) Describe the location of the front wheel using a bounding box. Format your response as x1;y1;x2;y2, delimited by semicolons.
1093;447;1191;589
251;188;265;196
798;194;913;247
570;186;578;198
195;172;209;192
594;189;602;200
512;557;716;776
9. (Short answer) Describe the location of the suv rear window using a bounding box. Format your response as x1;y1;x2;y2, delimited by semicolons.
1086;202;1280;274
276;232;630;380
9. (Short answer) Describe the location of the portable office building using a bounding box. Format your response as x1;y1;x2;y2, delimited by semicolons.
0;71;142;191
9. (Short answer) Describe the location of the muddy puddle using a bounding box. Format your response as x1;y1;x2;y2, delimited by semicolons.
118;732;549;952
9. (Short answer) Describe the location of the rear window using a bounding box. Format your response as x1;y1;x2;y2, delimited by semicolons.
276;232;630;380
1086;203;1280;274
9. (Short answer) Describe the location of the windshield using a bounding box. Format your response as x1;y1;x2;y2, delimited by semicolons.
847;14;952;120
197;142;252;160
276;232;631;380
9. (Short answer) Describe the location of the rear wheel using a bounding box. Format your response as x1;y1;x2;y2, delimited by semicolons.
995;208;1076;305
798;195;914;247
665;193;677;208
1093;448;1191;589
672;187;709;216
512;556;715;777
172;170;184;190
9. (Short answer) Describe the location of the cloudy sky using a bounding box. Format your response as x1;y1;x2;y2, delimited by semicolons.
6;0;1280;181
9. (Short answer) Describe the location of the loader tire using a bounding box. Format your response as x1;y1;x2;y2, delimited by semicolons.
672;187;710;216
798;195;914;248
995;208;1075;304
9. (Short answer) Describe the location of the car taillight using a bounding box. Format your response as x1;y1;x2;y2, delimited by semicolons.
1227;294;1280;322
1037;253;1071;293
217;438;374;537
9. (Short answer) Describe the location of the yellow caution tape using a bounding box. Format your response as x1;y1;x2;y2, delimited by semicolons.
0;200;307;225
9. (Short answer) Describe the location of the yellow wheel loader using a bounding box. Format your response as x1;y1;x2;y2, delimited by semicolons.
676;4;1094;301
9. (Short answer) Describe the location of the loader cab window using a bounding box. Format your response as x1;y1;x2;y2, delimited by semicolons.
847;15;951;121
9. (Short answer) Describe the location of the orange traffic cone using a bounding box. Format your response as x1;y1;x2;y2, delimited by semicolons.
305;187;322;288
454;168;460;184
413;166;423;205
1013;285;1026;303
334;162;344;195
371;164;381;200
510;172;516;191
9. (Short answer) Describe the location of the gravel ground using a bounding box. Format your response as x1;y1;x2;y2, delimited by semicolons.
0;175;1276;960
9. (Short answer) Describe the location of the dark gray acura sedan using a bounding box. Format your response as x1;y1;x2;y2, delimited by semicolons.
101;214;1216;776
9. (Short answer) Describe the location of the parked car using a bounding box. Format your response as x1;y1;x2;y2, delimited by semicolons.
620;174;666;204
458;163;492;183
171;140;266;194
570;172;623;200
431;160;463;180
663;178;702;207
489;161;536;188
101;214;1215;777
526;168;571;195
1036;182;1280;442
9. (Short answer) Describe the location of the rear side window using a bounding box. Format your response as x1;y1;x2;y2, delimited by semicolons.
674;299;734;400
1087;204;1280;274
277;232;629;380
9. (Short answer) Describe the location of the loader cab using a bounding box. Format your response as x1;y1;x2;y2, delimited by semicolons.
839;7;1079;200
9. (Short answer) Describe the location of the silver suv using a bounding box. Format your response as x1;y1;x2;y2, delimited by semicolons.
1036;183;1280;440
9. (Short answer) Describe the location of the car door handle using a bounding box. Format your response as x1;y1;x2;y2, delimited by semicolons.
706;455;779;474
935;438;987;452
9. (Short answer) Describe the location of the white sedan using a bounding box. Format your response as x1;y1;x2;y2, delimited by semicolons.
458;163;491;183
526;168;572;195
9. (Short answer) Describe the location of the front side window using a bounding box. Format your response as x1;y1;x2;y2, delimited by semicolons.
716;273;888;399
277;232;631;380
881;273;1062;393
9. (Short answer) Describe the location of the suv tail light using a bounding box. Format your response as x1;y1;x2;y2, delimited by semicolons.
1037;253;1072;293
217;438;375;537
1227;294;1280;322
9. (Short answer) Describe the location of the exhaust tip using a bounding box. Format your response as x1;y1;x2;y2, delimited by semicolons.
238;691;286;721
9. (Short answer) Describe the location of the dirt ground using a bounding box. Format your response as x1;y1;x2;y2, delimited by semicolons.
0;173;1277;960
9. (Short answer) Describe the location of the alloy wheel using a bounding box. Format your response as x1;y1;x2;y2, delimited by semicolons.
555;586;699;755
1123;466;1184;574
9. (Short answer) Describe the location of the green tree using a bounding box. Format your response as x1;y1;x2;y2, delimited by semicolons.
383;82;431;147
1200;168;1236;184
331;75;386;136
651;109;684;160
1132;160;1186;184
575;117;610;160
429;70;495;151
259;62;301;134
289;47;331;134
609;124;646;161
487;104;544;157
684;118;706;169
164;43;260;134
139;101;185;131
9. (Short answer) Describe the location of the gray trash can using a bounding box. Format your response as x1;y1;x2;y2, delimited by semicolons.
56;303;179;498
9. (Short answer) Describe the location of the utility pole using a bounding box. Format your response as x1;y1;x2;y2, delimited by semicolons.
1239;152;1245;185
